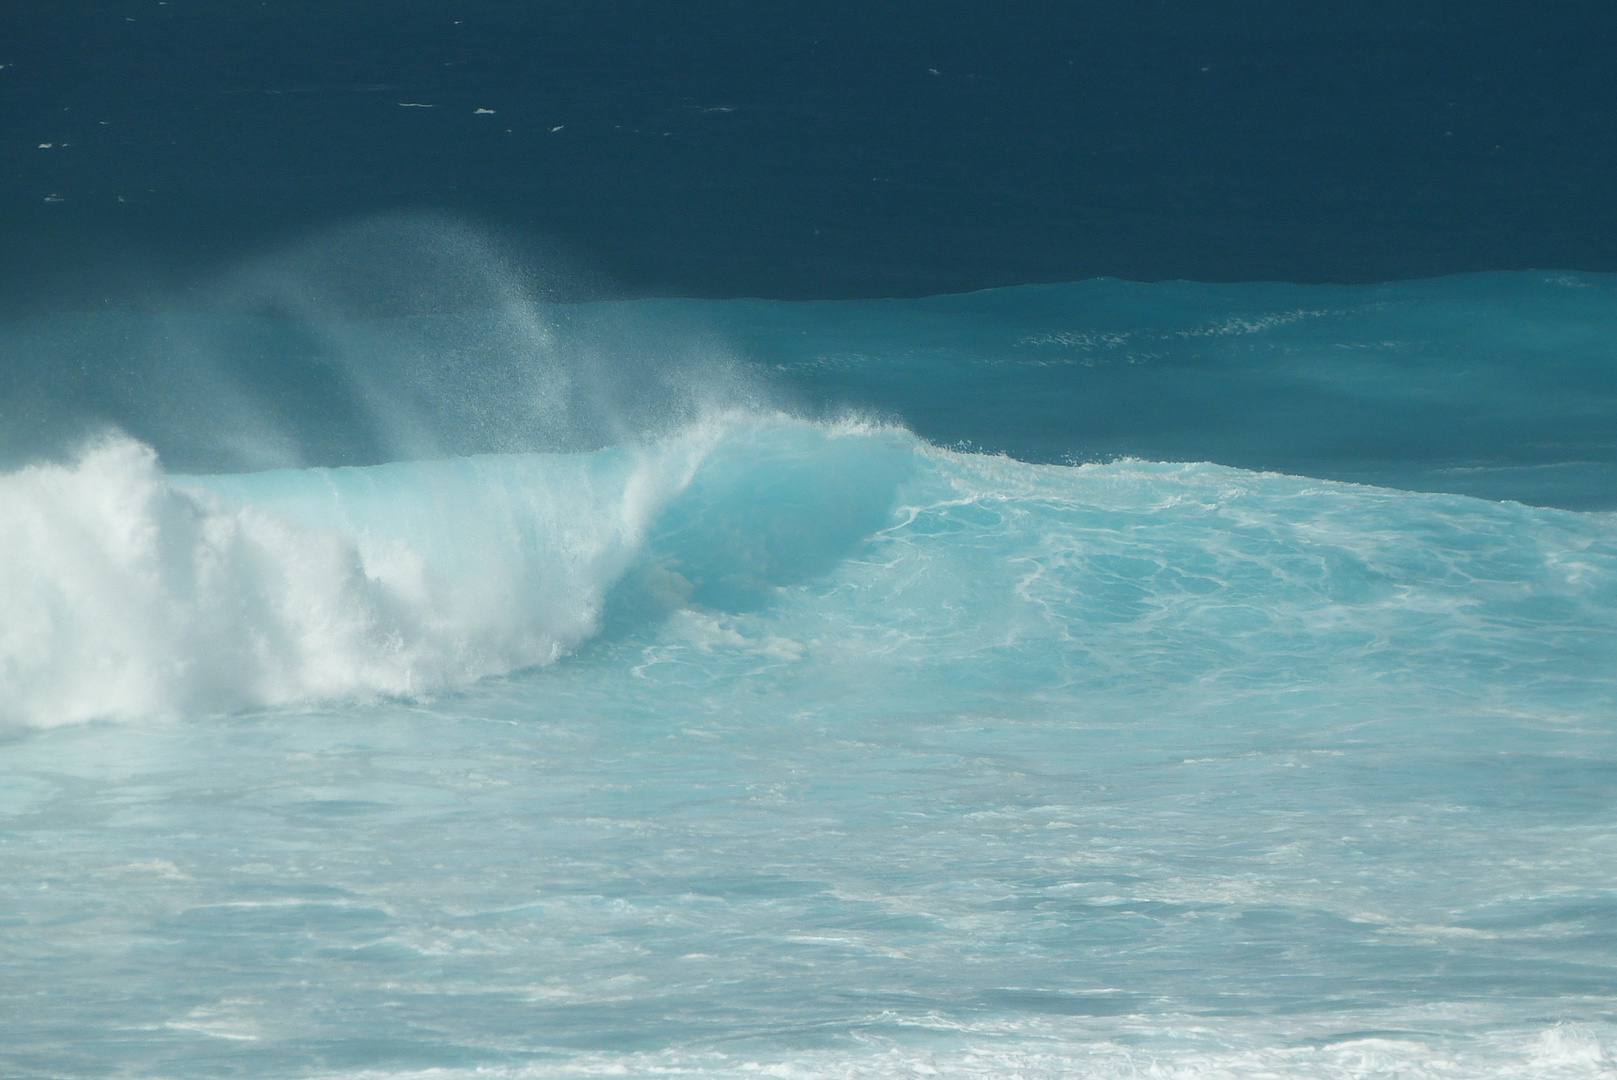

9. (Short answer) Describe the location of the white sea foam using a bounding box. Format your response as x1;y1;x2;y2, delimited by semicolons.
0;424;728;728
0;413;909;729
241;1024;1617;1079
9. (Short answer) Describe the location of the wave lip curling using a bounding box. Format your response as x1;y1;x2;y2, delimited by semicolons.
0;413;910;730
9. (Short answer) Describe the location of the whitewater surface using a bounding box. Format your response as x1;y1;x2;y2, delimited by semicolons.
0;425;720;727
3;274;1617;1077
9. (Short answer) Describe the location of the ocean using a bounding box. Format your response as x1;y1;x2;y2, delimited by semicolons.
5;4;1617;1077
3;224;1616;1076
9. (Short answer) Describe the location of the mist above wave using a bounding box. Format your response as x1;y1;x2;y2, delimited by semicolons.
5;218;1615;510
0;214;758;474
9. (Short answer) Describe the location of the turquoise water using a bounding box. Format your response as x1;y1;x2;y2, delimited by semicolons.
3;272;1616;1077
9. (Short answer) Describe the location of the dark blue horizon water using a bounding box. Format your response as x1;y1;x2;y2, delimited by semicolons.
4;1;1617;306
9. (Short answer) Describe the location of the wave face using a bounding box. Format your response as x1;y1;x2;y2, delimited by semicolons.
0;416;916;729
4;268;1617;1077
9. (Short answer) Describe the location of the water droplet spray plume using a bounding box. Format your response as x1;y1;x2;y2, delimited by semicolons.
1;212;762;473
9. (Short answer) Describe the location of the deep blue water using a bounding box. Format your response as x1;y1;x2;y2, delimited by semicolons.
4;2;1617;301
4;6;1617;1079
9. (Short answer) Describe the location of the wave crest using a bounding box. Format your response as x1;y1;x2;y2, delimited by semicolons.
0;434;673;727
0;415;912;729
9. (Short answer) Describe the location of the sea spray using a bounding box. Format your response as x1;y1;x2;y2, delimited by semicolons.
0;215;759;474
